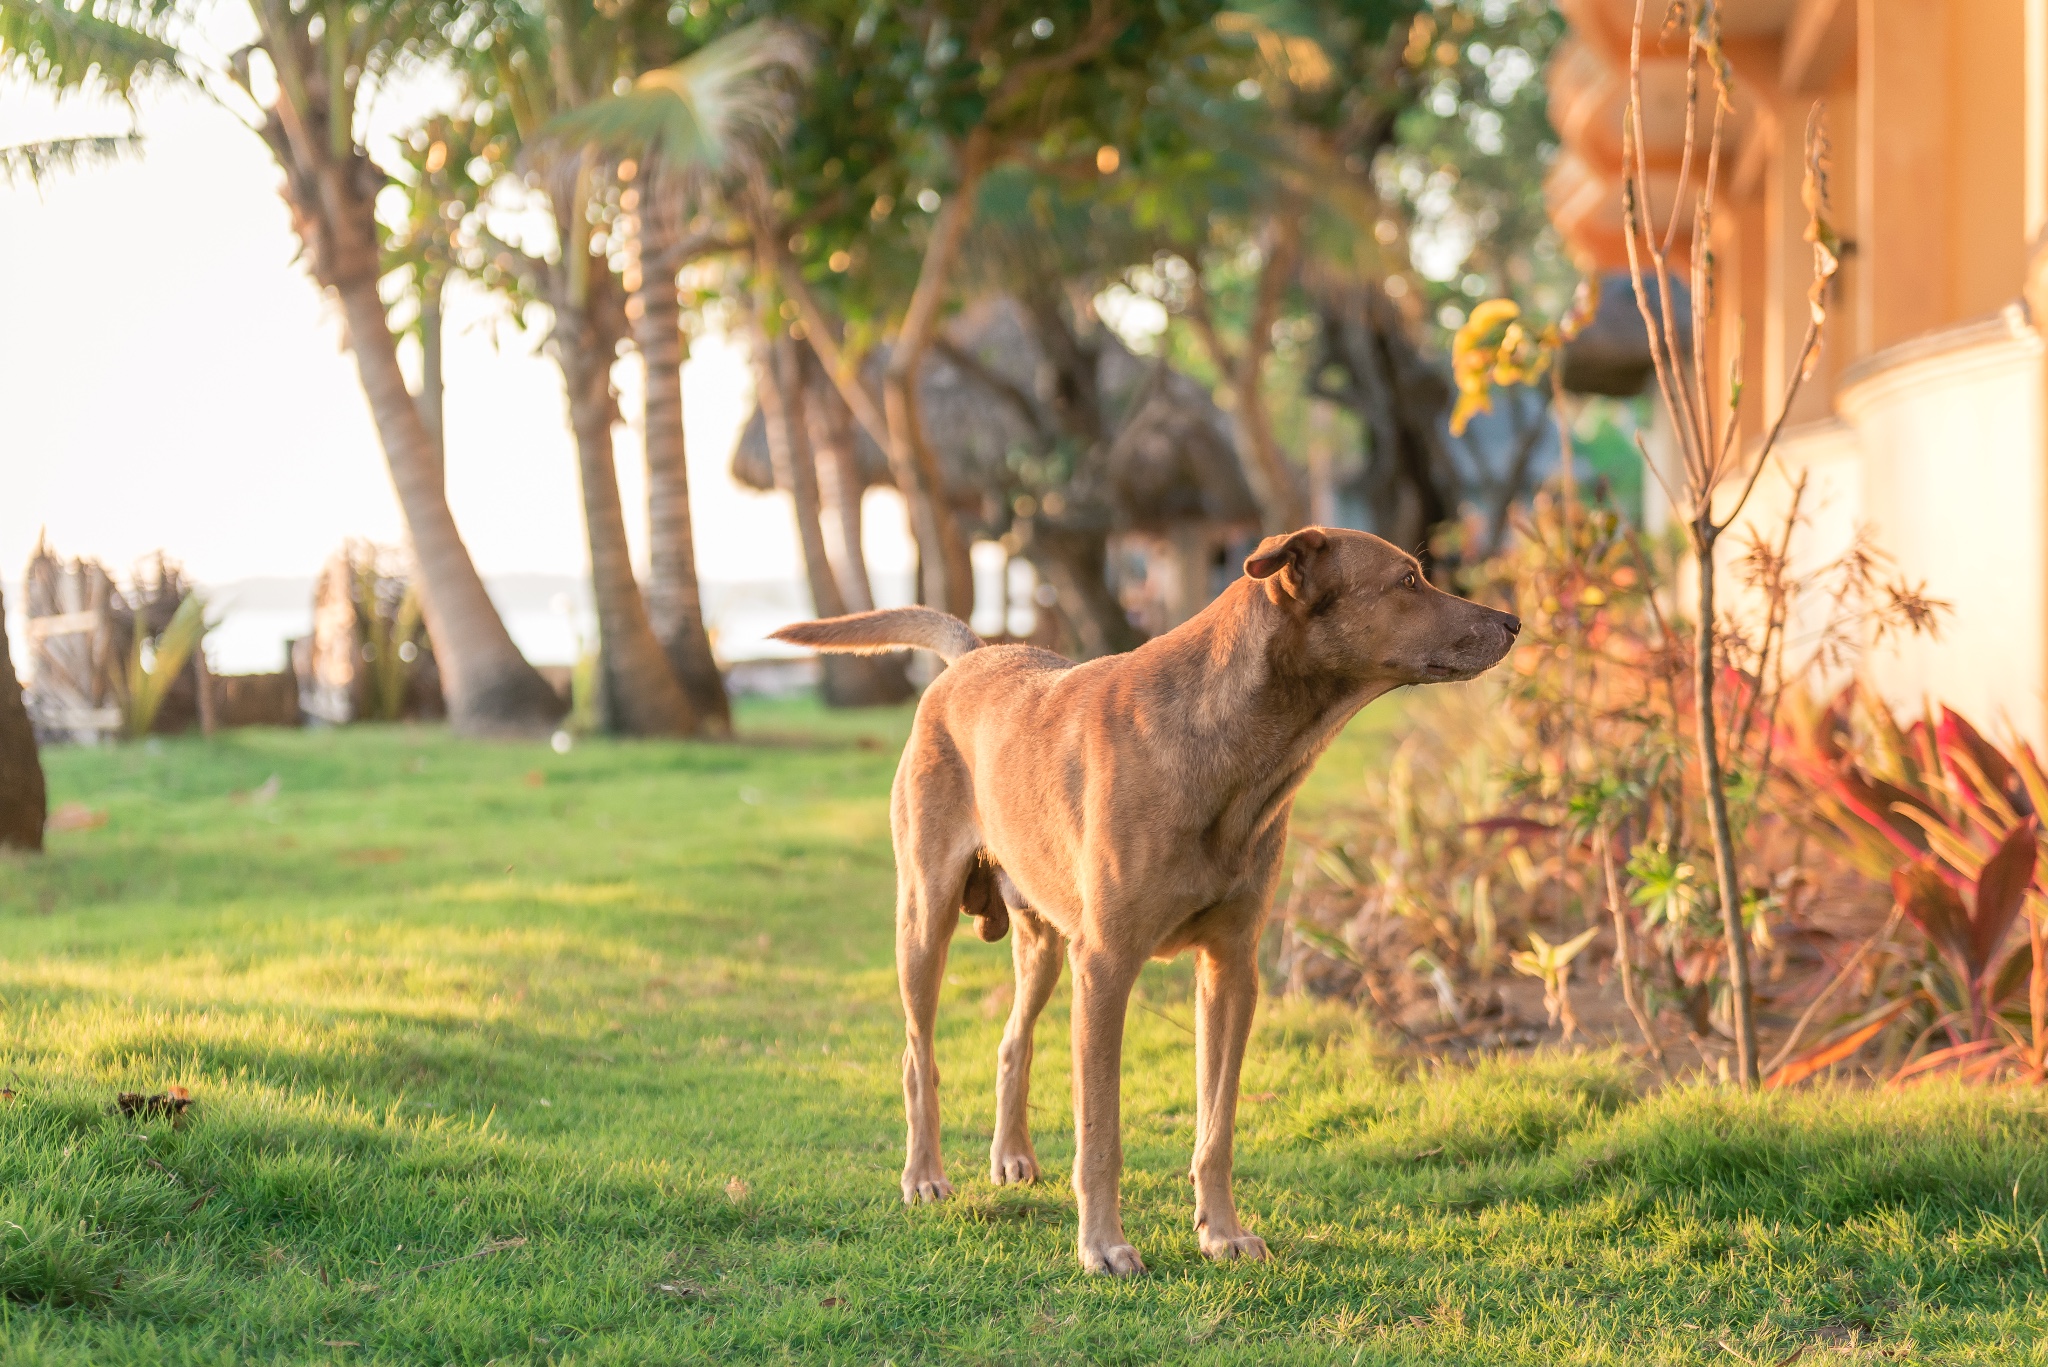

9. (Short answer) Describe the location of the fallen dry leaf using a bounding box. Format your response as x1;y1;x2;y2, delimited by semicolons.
653;1280;709;1300
116;1086;193;1123
820;1296;846;1308
523;770;546;788
724;1177;751;1203
0;1087;15;1104
47;802;106;833
320;1340;359;1349
184;1186;217;1215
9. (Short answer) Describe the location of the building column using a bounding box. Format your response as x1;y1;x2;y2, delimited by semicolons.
2028;0;2048;249
1856;0;1951;353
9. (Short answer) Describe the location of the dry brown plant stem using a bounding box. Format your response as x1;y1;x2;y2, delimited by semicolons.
1622;0;1832;1089
1600;828;1667;1076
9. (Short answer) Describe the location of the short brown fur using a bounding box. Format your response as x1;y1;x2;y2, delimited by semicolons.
774;527;1519;1274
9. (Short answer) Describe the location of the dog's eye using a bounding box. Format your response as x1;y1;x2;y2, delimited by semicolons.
1400;571;1418;591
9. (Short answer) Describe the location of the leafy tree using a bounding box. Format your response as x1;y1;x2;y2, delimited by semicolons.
1346;0;1570;555
951;167;1176;657
1115;1;1567;562
0;0;568;734
764;0;1223;620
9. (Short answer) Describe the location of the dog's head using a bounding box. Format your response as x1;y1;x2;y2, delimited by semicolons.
1245;527;1519;686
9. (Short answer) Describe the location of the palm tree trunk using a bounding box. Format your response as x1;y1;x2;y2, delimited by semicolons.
634;233;732;734
754;314;909;706
762;331;845;619
805;361;875;612
555;291;699;737
331;268;566;735
0;580;46;851
251;25;561;737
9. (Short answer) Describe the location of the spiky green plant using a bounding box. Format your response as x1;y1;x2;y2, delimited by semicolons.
122;592;206;739
354;567;424;724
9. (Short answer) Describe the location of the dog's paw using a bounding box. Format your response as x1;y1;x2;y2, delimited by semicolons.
1078;1239;1146;1276
1198;1229;1270;1262
989;1148;1040;1185
900;1166;953;1204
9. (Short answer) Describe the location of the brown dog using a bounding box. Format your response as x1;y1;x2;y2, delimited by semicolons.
775;527;1518;1275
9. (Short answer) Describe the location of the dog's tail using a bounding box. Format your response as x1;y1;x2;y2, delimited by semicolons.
771;606;983;665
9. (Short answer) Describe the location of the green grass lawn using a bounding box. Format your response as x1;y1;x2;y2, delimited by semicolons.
3;700;2046;1364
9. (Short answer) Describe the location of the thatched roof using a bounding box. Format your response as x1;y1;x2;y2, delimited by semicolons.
1559;272;1692;398
732;297;1257;536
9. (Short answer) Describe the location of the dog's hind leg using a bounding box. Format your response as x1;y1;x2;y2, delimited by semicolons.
895;817;973;1205
990;905;1064;1185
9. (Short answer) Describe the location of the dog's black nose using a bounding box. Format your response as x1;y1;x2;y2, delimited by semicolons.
1503;613;1522;637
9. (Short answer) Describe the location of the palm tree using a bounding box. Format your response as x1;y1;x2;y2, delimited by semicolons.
383;111;497;482
463;1;710;738
1;0;565;735
625;187;732;732
545;19;813;729
0;133;139;185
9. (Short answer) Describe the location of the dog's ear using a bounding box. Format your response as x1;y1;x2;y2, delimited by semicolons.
1244;528;1330;604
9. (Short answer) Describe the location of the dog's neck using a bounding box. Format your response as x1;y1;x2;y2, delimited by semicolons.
1145;579;1398;852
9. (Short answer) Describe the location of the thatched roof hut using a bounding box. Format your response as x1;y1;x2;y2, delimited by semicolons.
731;297;1258;540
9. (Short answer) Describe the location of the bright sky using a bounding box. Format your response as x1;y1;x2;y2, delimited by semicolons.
0;74;909;598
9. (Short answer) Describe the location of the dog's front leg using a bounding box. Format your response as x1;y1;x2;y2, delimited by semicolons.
1191;941;1268;1261
1069;943;1144;1275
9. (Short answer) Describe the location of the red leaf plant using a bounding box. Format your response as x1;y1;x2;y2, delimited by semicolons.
1773;686;2048;1085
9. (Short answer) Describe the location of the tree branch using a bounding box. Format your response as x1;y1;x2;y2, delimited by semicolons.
1177;250;1237;379
983;0;1121;120
766;244;893;456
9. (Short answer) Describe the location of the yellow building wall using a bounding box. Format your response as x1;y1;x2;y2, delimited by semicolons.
1948;0;2030;318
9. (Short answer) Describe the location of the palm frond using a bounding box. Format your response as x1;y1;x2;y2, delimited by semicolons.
0;0;184;99
0;132;140;186
541;18;811;187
